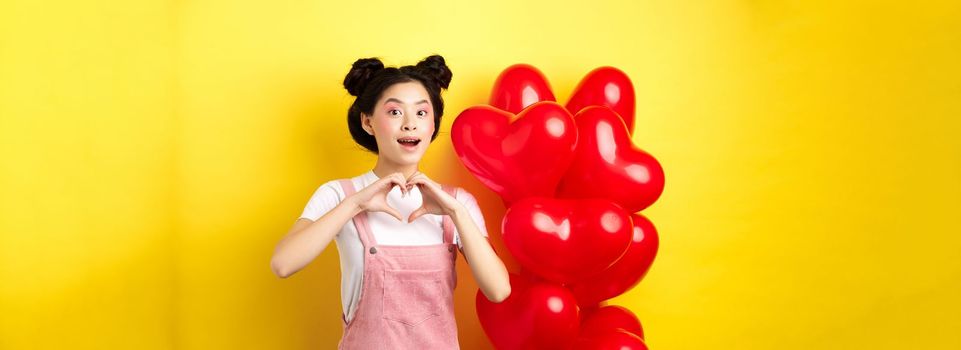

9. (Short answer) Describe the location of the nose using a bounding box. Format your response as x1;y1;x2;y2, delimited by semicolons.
402;116;417;131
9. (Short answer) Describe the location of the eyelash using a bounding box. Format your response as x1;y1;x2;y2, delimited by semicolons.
388;109;429;117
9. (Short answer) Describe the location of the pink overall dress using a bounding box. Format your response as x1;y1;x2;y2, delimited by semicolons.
337;179;461;350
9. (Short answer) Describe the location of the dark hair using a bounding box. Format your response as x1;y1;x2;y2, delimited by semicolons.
343;55;453;154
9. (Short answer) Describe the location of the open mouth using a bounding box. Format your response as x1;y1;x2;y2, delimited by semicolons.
397;137;422;150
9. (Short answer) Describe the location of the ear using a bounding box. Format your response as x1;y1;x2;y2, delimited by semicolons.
361;113;374;135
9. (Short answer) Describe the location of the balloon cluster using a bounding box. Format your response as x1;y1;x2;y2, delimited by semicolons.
452;65;663;350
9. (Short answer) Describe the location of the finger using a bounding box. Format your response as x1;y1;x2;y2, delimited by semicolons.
411;177;440;193
404;172;421;192
408;207;428;223
385;207;404;222
387;180;405;198
383;175;404;190
400;174;413;196
417;183;439;198
407;175;425;186
386;181;398;192
408;178;430;195
410;173;436;186
389;173;408;196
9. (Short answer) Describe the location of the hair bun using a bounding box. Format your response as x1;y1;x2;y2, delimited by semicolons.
343;58;385;96
415;55;452;90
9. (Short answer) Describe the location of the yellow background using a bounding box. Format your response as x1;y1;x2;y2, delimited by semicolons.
2;0;959;349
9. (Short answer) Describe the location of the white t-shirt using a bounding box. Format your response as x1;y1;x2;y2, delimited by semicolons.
298;170;489;323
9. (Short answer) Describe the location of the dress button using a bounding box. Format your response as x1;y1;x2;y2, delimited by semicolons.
369;247;377;254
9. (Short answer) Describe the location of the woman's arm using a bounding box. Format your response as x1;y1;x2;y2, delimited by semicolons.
270;199;362;278
403;171;511;302
271;173;409;278
450;204;512;303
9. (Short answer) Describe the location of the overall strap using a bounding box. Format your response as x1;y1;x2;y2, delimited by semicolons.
338;179;377;248
440;185;457;245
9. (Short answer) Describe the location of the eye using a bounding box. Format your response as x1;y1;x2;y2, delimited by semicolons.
417;110;428;117
388;109;402;116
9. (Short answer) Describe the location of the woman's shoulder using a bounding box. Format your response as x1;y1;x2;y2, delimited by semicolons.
299;178;351;221
307;179;343;200
298;173;372;221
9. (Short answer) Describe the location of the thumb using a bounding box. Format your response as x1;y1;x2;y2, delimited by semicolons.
408;206;428;223
384;207;404;222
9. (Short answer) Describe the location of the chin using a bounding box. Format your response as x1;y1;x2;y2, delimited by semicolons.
401;155;425;164
388;152;425;165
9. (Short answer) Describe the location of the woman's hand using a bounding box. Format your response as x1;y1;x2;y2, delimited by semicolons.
407;171;463;222
346;172;409;222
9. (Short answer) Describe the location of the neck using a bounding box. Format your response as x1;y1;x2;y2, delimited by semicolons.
371;158;419;180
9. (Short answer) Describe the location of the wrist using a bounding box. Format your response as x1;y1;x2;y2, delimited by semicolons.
448;203;468;219
342;196;364;216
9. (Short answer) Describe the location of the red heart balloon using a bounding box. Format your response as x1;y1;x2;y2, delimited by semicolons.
557;106;665;213
580;305;644;340
569;214;659;306
566;66;637;135
502;197;633;283
579;302;604;316
476;274;580;350
574;329;649;350
489;64;557;114
452;101;578;204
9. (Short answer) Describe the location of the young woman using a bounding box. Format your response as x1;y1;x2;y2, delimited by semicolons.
270;55;510;349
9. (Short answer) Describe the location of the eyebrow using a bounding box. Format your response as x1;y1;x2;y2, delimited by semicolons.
384;98;429;105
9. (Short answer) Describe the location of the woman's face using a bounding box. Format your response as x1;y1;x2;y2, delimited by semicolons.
362;81;436;166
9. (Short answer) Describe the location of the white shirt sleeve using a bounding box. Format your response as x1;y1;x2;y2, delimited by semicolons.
299;180;342;223
453;187;489;249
